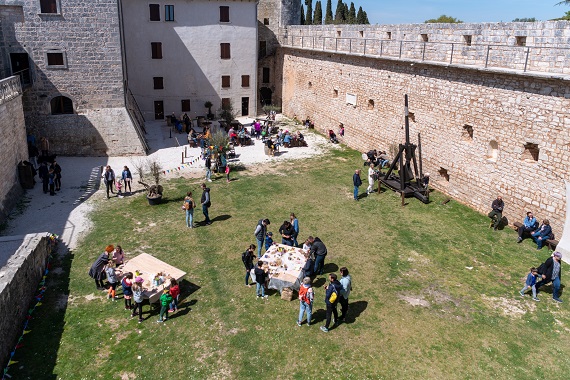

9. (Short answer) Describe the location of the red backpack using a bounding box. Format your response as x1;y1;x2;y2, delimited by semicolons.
299;285;313;304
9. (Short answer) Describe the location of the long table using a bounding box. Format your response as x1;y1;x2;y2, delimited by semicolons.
252;244;307;293
121;253;186;303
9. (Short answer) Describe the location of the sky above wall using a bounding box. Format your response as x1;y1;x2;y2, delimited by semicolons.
339;0;569;24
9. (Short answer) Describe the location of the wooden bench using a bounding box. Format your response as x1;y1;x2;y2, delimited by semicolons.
546;239;559;251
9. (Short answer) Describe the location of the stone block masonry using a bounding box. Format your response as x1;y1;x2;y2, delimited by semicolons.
276;47;570;238
0;233;52;370
0;76;26;224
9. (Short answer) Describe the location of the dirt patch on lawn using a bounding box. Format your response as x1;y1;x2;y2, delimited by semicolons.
481;294;536;317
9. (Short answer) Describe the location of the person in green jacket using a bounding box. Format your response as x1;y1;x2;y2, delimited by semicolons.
158;289;173;323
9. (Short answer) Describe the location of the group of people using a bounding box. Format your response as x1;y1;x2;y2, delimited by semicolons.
87;244;182;323
102;165;133;199
38;160;62;196
182;183;212;227
244;215;353;332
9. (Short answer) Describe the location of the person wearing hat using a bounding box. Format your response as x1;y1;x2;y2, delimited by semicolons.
535;251;563;303
88;245;113;289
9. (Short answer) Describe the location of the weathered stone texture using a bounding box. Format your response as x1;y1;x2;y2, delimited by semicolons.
277;48;570;237
0;233;51;369
0;76;26;223
0;1;146;156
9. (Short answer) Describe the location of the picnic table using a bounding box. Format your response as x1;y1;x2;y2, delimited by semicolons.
251;244;307;293
121;253;186;303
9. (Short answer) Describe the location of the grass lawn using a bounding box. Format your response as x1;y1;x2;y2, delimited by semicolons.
12;146;570;379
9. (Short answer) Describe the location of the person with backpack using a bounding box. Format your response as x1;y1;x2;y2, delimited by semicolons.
242;244;256;287
297;277;314;326
183;191;196;228
338;267;352;322
321;273;342;332
200;183;212;225
254;218;271;258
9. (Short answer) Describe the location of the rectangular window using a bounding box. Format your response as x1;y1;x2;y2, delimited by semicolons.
259;41;267;59
220;43;231;59
46;52;65;67
220;6;230;22
151;42;162;59
153;77;164;89
264;18;269;25
149;4;160;21
262;67;270;83
241;75;250;88
165;5;174;21
221;75;231;88
40;0;58;14
221;98;231;109
421;34;428;42
516;36;527;46
181;99;190;112
464;35;472;46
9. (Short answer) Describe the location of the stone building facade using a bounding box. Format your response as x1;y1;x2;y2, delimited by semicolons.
122;0;258;120
0;76;26;224
275;24;570;237
0;0;146;156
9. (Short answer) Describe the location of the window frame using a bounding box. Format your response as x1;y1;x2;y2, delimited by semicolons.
221;75;231;89
165;5;174;21
220;43;231;59
45;50;67;69
241;75;250;88
149;4;160;21
153;77;164;90
50;95;74;115
181;99;190;112
262;67;270;84
219;6;230;23
39;0;60;15
221;98;231;110
151;42;163;59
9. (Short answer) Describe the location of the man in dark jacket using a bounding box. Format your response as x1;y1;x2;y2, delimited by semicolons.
200;183;211;225
532;219;553;250
536;251;563;303
254;261;268;299
242;244;256;287
321;273;342;332
254;219;270;258
353;169;362;200
309;236;327;275
488;195;504;230
38;162;49;194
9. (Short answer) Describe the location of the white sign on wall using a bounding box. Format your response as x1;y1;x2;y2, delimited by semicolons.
346;93;357;106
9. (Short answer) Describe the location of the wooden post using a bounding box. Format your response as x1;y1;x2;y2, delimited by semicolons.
181;152;184;164
185;146;187;158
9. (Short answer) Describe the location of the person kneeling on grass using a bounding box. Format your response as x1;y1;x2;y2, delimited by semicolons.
158;288;173;322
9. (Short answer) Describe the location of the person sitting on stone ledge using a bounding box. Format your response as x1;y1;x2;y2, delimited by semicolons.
328;129;339;143
378;151;391;168
488;195;504;231
283;131;292;147
517;211;539;243
532;219;553;250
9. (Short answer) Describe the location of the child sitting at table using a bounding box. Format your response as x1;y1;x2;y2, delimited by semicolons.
168;278;180;313
265;232;274;251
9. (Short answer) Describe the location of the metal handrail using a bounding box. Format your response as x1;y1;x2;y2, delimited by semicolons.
278;34;570;75
0;76;22;105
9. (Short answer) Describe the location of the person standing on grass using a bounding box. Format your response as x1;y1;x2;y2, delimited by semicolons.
338;267;352;321
255;261;268;299
122;166;132;194
225;163;231;183
488;195;504;231
105;261;119;300
519;267;540;301
200;183;212;225
204;155;212;182
112;245;125;266
88;245;112;289
264;232;274;251
367;163;375;194
353;169;362;200
308;236;328;275
290;213;299;246
183;191;196;228
254;219;271;258
297;277;314;326
102;165;116;199
535;251;563;303
131;278;145;323
169;278;180;312
321;273;342;332
242;244;256;287
121;272;134;310
302;251;314;278
158;289;173;322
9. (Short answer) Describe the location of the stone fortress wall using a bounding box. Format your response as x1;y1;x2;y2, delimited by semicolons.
0;76;27;224
0;0;146;156
275;22;570;238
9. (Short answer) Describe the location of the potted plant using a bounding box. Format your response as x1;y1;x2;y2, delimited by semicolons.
134;159;164;205
204;101;214;120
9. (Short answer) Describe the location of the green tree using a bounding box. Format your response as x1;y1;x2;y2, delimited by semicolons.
343;2;349;22
551;10;570;20
334;0;345;23
424;14;463;23
512;17;537;22
325;0;333;24
348;2;356;24
306;1;313;25
300;4;305;24
356;6;365;24
314;1;323;24
362;10;370;24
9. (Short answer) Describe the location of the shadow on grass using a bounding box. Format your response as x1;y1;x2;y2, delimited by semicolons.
344;300;368;324
322;262;339;273
211;214;232;222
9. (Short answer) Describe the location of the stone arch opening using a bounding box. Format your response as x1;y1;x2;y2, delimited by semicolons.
522;143;539;161
487;140;499;161
50;95;74;115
